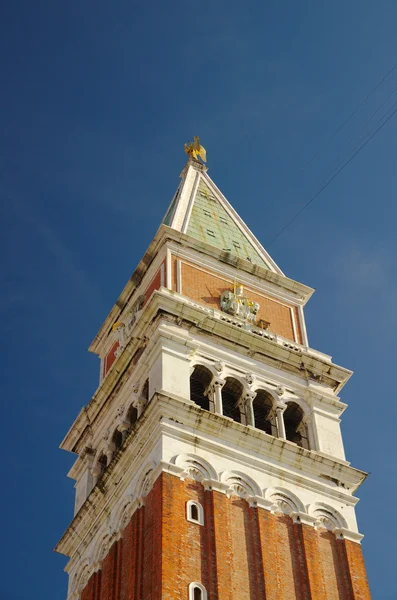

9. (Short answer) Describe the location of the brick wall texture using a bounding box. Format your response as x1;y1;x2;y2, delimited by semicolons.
103;342;120;378
143;264;164;308
79;472;370;600
174;259;302;344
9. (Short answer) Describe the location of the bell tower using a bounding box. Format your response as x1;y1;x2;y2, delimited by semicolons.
56;142;371;600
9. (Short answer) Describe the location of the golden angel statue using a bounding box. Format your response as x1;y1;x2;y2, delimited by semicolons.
184;136;207;163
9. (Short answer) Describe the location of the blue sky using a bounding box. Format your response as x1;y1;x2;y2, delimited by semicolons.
1;1;396;598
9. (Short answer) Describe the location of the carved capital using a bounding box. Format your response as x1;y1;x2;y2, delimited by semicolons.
117;420;130;433
106;442;116;455
91;464;102;478
242;390;257;404
212;377;225;390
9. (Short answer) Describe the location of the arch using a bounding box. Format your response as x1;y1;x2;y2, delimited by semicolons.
99;453;108;471
186;500;204;525
135;462;156;500
190;357;219;378
73;558;93;596
221;377;243;422
127;403;138;427
91;533;114;566
174;453;218;483
308;503;347;530
252;389;277;436
265;487;305;515
284;401;309;449
190;364;212;411
111;494;134;533
251;383;279;402
189;582;207;600
111;428;123;452
220;470;261;499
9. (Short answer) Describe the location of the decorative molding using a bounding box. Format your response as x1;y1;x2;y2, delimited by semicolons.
214;360;224;374
307;502;348;530
221;470;262;499
135;462;156;503
111;494;134;533
265;487;306;516
245;373;256;386
174;453;218;483
334;528;364;543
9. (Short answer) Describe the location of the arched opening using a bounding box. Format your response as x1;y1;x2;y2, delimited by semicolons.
253;390;276;435
98;453;107;474
190;365;212;411
221;378;243;423
141;379;149;402
190;504;199;521
189;583;207;600
127;404;138;427
193;588;202;600
112;429;123;452
186;500;204;525
283;402;309;449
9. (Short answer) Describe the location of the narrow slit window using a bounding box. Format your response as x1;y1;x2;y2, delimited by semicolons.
219;216;227;224
187;500;204;525
206;229;216;237
190;504;198;521
233;241;241;248
189;583;207;600
203;209;211;217
194;588;202;600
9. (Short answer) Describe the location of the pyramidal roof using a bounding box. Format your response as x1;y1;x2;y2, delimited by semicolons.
163;158;283;275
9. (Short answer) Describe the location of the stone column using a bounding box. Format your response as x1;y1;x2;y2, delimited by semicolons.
204;384;215;413
105;442;116;466
243;390;256;426
276;402;287;440
212;378;225;415
74;448;95;513
91;463;102;487
116;405;130;442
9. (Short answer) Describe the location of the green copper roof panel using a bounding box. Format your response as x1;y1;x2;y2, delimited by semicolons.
186;180;269;268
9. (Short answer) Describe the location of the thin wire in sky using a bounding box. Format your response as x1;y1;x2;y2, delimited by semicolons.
304;60;397;166
336;79;397;156
263;59;397;214
294;91;397;208
267;100;397;246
